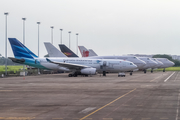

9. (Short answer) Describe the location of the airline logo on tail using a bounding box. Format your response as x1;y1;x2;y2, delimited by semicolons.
82;50;89;57
63;52;72;56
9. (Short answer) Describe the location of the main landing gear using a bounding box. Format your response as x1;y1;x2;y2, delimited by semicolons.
163;68;165;72
151;69;153;73
144;70;147;74
130;72;133;75
103;71;106;76
68;73;88;77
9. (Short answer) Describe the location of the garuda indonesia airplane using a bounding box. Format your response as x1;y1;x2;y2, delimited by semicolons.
8;38;137;77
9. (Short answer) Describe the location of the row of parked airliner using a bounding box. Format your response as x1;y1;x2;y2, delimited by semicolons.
8;38;137;77
44;42;174;76
8;38;174;77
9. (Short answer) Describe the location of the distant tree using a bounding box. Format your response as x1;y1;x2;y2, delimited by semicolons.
152;54;173;61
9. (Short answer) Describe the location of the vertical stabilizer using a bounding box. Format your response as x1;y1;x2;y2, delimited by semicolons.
88;49;98;56
59;44;78;57
8;38;38;59
78;46;90;57
44;42;67;57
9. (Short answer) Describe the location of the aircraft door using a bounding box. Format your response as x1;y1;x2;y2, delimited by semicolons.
100;61;109;70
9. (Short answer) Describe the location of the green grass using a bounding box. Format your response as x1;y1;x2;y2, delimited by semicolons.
0;65;24;72
156;67;180;71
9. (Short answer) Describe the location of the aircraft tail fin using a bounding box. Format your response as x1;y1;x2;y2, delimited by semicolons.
59;44;78;57
78;46;90;57
44;42;67;57
8;38;38;59
88;49;98;56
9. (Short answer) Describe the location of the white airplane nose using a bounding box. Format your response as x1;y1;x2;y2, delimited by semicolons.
142;61;146;66
172;62;175;66
133;64;138;69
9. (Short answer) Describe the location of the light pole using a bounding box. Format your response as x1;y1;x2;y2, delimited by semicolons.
60;29;63;44
37;22;40;57
50;26;54;44
22;18;26;74
4;12;8;76
22;18;26;45
68;31;71;49
76;33;79;55
37;22;40;75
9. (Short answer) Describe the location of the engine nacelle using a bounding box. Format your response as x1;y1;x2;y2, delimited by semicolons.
80;68;96;75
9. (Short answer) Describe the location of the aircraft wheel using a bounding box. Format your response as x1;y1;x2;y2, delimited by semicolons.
103;71;106;76
130;72;132;75
85;75;88;77
144;70;146;74
163;69;165;72
68;74;73;77
73;74;77;77
151;70;153;73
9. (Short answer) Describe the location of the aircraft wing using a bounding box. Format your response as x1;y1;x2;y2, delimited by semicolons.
46;58;89;70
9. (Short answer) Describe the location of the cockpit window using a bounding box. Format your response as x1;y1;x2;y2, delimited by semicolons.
130;63;133;65
133;57;137;59
147;58;150;60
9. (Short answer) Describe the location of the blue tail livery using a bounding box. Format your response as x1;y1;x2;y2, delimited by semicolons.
8;38;38;59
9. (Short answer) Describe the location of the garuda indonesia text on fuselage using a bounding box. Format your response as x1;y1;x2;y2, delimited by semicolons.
8;38;137;77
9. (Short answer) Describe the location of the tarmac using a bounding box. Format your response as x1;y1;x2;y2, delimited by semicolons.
0;71;180;120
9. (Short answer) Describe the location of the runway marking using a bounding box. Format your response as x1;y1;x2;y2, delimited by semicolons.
160;118;168;119
79;107;96;114
79;88;136;120
176;90;180;120
164;72;175;82
150;74;163;82
174;72;179;82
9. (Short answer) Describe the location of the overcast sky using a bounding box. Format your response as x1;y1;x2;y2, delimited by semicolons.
1;0;180;57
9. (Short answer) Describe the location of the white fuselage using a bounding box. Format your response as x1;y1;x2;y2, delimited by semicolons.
138;57;158;70
87;56;146;69
35;57;137;73
156;58;174;68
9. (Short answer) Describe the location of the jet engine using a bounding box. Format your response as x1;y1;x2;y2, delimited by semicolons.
80;68;96;75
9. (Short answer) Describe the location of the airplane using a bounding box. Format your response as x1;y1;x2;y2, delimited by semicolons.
8;38;137;77
76;46;146;75
156;58;175;72
151;58;164;68
138;57;158;73
78;46;174;74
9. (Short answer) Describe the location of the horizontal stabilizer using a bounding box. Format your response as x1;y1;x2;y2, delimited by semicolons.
8;57;25;64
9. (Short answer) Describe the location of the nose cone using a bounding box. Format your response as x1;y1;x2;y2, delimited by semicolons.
136;59;146;69
132;64;138;70
171;62;175;66
151;60;158;68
